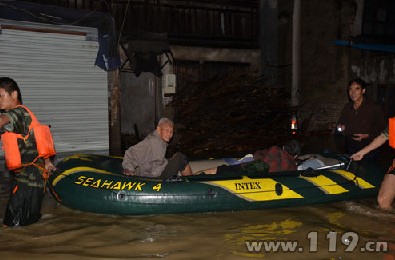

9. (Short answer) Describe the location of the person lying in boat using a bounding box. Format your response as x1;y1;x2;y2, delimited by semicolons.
200;142;300;175
122;118;193;179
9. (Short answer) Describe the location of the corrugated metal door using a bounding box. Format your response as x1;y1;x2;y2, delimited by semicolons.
0;20;108;154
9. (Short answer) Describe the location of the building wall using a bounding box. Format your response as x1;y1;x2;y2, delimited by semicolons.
25;0;395;134
299;0;395;132
29;0;259;49
349;51;395;117
299;0;357;132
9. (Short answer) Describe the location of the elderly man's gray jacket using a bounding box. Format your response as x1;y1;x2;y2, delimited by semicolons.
122;131;168;177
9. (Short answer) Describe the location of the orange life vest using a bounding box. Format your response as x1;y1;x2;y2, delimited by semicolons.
390;117;395;149
1;105;56;170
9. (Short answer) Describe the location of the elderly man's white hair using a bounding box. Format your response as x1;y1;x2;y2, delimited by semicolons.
157;118;174;127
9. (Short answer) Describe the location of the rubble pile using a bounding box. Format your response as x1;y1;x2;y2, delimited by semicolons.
171;71;296;158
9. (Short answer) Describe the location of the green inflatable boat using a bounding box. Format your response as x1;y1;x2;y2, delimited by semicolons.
47;154;386;215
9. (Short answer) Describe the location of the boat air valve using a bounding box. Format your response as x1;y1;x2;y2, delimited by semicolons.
117;191;126;201
207;188;217;199
275;183;283;196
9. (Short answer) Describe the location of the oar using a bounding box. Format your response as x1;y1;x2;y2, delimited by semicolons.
191;160;349;180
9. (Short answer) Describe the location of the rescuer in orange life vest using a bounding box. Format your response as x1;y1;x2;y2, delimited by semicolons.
0;77;56;227
351;120;395;211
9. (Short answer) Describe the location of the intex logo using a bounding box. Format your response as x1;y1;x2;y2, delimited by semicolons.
235;182;262;190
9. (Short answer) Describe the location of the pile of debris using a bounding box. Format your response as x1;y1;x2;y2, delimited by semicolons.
171;71;297;159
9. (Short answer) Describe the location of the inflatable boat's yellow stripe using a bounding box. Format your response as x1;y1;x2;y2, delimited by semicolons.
52;167;115;186
62;154;123;162
301;175;348;194
207;176;303;202
206;170;371;201
62;154;96;162
332;170;375;189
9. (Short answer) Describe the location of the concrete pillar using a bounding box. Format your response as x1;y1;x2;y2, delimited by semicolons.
291;0;301;106
260;0;278;80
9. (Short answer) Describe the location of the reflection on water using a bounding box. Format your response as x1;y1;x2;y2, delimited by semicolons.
0;190;394;259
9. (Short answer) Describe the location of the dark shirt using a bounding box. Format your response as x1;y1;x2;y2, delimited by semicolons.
338;97;386;155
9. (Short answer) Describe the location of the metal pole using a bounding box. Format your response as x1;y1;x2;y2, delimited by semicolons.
108;69;122;156
292;0;301;106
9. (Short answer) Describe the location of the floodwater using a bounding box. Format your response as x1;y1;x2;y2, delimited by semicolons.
0;194;394;260
0;140;395;260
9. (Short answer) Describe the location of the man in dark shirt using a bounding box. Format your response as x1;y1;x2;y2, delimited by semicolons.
337;78;386;157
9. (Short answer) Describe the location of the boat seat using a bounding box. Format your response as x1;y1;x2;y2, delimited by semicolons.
190;159;228;174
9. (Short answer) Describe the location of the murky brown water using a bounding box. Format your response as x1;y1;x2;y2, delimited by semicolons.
0;139;394;260
0;181;394;259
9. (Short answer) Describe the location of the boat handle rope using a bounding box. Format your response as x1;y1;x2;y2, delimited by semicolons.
350;159;362;187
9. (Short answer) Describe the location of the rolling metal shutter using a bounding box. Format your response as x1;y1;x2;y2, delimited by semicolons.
0;20;108;154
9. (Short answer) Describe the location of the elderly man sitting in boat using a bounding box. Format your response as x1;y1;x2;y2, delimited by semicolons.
122;118;193;179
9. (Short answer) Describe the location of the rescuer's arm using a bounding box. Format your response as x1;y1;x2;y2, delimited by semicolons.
351;132;388;161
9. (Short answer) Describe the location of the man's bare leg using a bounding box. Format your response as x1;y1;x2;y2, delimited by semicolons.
377;174;395;210
181;164;193;176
